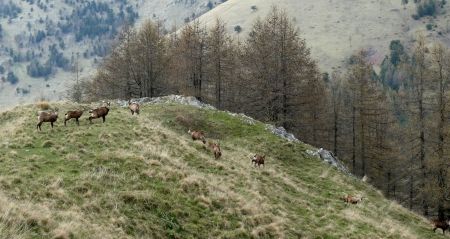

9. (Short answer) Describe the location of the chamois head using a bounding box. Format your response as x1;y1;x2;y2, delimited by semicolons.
101;100;111;107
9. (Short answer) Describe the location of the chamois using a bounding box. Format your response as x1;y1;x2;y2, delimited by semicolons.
37;110;58;131
88;106;109;123
64;110;83;126
188;129;206;144
251;154;265;167
128;100;140;115
432;219;450;234
208;141;222;159
342;195;363;205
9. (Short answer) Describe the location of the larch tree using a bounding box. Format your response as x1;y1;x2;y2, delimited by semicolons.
243;7;319;131
175;21;207;101
205;19;236;108
406;35;431;216
344;51;386;176
135;20;168;97
428;42;450;219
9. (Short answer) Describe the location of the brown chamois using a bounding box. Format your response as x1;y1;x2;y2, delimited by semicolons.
88;106;109;123
188;129;206;144
37;110;58;131
251;154;265;167
64;110;83;126
432;219;450;234
208;141;222;159
128;100;140;115
341;195;363;205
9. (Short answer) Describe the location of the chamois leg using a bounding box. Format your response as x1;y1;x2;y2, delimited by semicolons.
131;110;134;115
76;118;80;126
37;122;41;131
102;116;106;123
89;117;93;124
64;119;68;126
51;122;54;128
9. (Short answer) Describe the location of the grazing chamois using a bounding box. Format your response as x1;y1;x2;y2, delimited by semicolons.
128;100;140;115
251;154;265;167
432;219;450;234
37;110;58;131
88;106;109;123
188;129;206;144
64;110;83;126
342;195;363;205
208;141;222;159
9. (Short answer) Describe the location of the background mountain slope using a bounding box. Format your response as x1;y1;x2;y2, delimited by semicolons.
0;100;445;238
0;0;218;108
195;0;450;71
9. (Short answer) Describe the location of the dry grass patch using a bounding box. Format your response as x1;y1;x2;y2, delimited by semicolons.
180;175;208;194
64;153;80;161
36;101;51;111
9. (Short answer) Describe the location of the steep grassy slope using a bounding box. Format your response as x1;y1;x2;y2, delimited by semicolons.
0;102;444;238
196;0;450;72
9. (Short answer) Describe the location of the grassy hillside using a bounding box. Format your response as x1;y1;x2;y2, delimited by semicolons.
196;0;450;72
0;101;445;238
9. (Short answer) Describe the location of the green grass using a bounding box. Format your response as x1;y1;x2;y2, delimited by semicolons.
0;102;445;238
